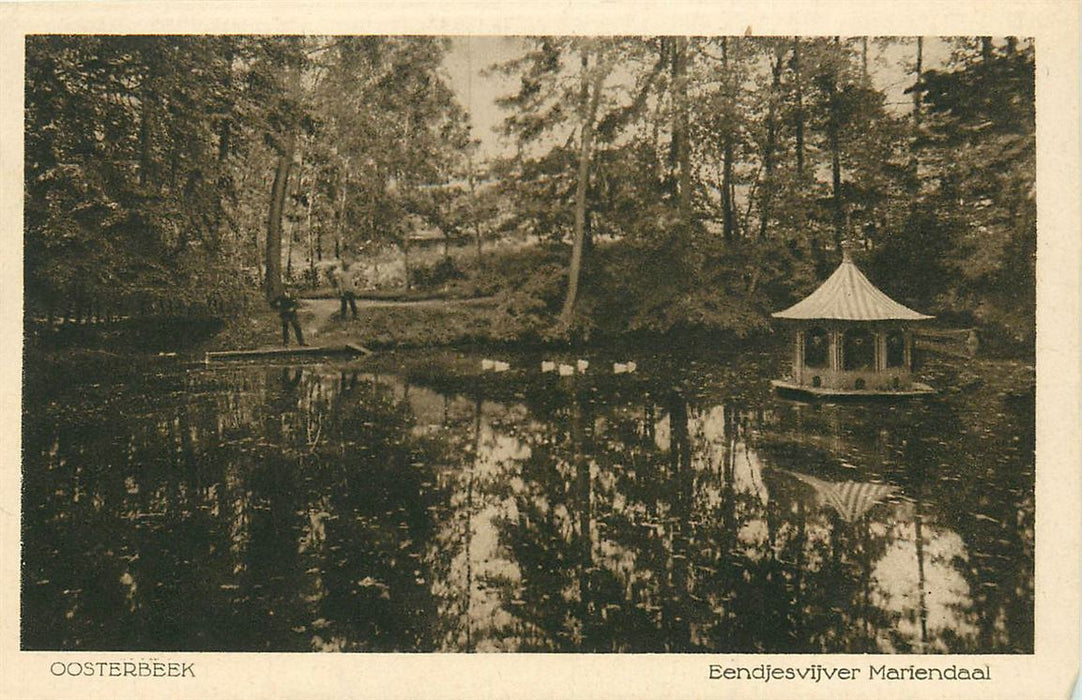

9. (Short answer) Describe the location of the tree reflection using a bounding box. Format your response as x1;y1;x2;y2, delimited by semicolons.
23;361;440;651
23;352;1034;653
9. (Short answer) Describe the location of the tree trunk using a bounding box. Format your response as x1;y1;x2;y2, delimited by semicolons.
475;223;483;265
560;45;606;326
828;38;845;248
285;149;306;283
652;90;664;186
793;38;805;178
467;152;484;267
760;49;783;240
286;219;294;280
218;44;233;163
913;37;924;124
265;135;295;300
909;37;924;196
336;162;348;260
673;37;693;221
831;128;843;245
139;72;154;188
861;37;869;82
306;177;315;280
210;49;234;255
721;38;735;242
722;151;734;241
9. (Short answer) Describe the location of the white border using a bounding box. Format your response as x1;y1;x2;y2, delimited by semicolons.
1;3;1077;699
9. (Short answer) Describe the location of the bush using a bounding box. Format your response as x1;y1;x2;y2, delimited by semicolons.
409;256;465;290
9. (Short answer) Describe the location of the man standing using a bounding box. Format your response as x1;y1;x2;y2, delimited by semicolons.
270;289;306;346
334;260;358;320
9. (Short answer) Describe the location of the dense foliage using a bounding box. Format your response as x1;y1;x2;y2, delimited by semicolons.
25;35;1034;351
489;36;1035;346
871;42;1035;345
25;35;467;316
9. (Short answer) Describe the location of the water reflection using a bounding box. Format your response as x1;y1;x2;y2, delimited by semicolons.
22;351;1033;653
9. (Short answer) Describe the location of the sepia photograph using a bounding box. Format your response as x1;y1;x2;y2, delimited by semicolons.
21;31;1037;653
3;2;1079;699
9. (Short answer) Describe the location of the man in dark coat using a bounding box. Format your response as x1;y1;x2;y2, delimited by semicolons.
270;291;306;347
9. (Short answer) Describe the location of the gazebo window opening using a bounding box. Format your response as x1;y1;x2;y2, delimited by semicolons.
804;327;829;369
885;329;906;368
843;328;875;371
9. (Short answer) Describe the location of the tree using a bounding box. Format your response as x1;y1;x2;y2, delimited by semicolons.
246;38;312;299
900;38;1035;345
25;36;280;317
561;42;612;325
494;37;624;331
310;37;469;288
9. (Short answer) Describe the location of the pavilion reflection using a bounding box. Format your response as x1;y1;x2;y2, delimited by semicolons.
436;384;988;653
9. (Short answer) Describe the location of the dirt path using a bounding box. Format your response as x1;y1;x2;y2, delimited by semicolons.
299;296;495;343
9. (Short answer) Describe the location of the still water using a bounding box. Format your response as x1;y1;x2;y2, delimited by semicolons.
22;347;1034;653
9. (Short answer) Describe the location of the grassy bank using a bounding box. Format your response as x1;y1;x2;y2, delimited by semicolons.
320;301;501;349
38;239;1029;362
206;291;781;356
207;297;503;352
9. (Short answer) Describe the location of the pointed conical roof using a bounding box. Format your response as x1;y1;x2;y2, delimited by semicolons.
780;469;898;523
772;252;933;322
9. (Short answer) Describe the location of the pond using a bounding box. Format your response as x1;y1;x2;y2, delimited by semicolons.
21;345;1034;653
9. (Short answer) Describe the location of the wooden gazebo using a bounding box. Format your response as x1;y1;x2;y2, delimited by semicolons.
771;245;935;398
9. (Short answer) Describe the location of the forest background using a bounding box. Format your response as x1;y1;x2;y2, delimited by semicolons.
24;35;1035;354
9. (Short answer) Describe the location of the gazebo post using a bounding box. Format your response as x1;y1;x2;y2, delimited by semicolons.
794;329;804;384
876;328;886;373
829;328;842;373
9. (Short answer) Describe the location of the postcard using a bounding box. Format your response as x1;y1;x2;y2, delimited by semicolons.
1;2;1078;698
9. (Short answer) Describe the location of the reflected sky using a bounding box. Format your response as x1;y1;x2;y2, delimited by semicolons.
22;350;1034;653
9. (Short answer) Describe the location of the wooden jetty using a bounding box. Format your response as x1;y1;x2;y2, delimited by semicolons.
205;343;372;363
914;327;979;358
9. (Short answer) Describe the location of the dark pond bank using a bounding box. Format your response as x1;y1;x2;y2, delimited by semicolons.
22;344;1033;653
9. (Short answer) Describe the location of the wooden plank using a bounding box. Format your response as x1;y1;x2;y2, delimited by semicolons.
914;327;975;340
915;339;973;358
914;327;979;358
205;344;371;362
344;343;374;356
